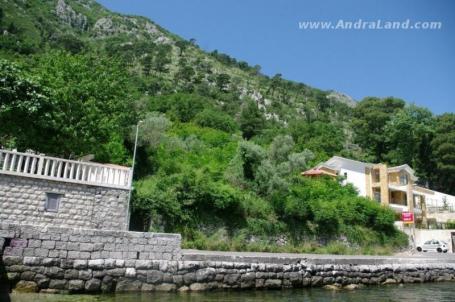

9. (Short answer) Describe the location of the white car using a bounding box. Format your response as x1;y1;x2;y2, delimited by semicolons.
416;240;449;253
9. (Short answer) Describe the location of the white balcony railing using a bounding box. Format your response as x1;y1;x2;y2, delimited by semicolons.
0;149;131;190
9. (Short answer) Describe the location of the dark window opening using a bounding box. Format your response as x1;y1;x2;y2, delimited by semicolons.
45;193;62;212
373;169;380;182
399;173;408;185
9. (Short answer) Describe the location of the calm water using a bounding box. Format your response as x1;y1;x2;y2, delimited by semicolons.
7;283;455;302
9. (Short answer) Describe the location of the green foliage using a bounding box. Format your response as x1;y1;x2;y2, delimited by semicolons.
278;177;399;241
215;73;230;92
194;108;238;133
289;120;345;161
431;113;455;194
28;51;135;157
446;220;455;229
384;105;435;181
94;133;129;165
268;135;295;163
0;59;56;151
134;112;171;149
150;93;213;122
239;99;265;140
50;34;86;54
352;97;405;161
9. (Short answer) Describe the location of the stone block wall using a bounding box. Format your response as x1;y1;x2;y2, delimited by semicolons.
2;254;455;293
2;224;455;294
0;224;181;261
0;174;129;230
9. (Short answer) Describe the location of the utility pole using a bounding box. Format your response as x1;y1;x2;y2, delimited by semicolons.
126;121;142;230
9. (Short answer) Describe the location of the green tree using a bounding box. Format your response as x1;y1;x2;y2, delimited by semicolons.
150;93;213;122
175;40;189;55
142;55;153;76
268;135;295;163
384;105;435;180
352;97;405;162
133;112;171;149
239;100;265;140
431;113;455;194
0;60;57;151
215;73;230;92
32;51;135;157
269;73;282;96
194;108;238;133
51;34;85;54
153;46;171;72
289;120;344;160
177;65;195;83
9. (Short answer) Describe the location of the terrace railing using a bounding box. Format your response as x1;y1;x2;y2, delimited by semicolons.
0;149;131;190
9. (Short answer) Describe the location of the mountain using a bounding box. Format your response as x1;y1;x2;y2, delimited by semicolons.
0;0;355;128
2;0;454;253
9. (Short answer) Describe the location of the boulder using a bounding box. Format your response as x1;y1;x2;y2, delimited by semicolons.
49;279;67;290
323;284;341;290
146;270;163;284
155;283;176;292
264;279;282;289
13;281;38;293
189;283;210;291
68;280;85;292
115;279;142;292
85;278;101;292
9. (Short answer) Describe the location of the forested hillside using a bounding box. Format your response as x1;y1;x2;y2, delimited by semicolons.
1;0;454;254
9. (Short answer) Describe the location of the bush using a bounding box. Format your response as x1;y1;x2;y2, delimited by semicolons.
194;108;238;133
150;93;214;122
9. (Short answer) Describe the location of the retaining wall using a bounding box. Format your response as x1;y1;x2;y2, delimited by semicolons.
0;223;181;261
1;223;455;294
2;253;455;293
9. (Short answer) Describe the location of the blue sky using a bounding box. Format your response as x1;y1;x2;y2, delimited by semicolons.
97;0;455;114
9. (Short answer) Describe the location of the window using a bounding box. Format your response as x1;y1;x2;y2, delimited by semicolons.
399;173;408;185
373;169;380;182
344;172;348;178
373;189;381;202
45;193;62;212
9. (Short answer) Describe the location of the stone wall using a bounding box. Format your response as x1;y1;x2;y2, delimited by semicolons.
2;254;455;293
1;223;455;294
0;174;129;230
0;224;181;262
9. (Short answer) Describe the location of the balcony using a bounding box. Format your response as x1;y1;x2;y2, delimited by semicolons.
0;149;131;190
389;203;408;213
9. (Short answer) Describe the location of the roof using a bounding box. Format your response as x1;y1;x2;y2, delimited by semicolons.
322;156;374;171
388;164;418;181
302;169;324;176
329;156;374;167
301;167;337;177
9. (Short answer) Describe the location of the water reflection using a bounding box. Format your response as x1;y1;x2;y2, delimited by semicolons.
10;283;455;302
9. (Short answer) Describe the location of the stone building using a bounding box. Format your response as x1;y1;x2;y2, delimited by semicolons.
0;149;132;230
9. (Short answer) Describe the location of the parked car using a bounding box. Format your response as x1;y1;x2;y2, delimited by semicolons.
416;240;449;253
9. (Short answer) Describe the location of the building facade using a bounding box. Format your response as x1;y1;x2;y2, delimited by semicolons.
0;149;132;230
303;156;455;225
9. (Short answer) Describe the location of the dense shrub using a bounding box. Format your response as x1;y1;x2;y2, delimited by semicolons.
194;108;238;133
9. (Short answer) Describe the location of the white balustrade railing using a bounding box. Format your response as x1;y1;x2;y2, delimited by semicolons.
0;149;131;190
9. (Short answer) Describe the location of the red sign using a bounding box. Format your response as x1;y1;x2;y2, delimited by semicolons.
401;212;414;223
